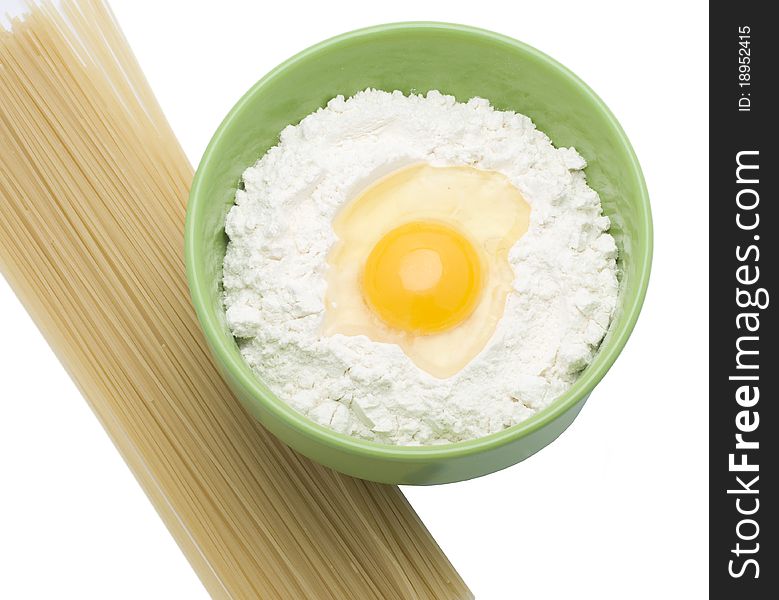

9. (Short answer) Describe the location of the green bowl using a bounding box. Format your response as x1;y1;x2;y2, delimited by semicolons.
185;23;652;485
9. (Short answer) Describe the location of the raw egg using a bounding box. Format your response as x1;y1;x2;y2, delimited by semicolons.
324;163;530;378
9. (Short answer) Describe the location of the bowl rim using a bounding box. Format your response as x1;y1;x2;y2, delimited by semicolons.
185;21;653;462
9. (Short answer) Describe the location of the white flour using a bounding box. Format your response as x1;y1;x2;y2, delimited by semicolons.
223;89;618;445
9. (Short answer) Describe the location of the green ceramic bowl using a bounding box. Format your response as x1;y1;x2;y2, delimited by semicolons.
185;23;652;485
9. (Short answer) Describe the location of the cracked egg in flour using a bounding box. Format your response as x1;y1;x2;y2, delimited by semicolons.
324;163;530;378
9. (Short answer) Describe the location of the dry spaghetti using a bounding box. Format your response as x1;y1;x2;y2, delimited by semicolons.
0;2;471;598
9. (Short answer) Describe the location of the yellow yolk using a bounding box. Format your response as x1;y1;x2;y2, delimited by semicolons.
362;221;483;334
324;163;530;378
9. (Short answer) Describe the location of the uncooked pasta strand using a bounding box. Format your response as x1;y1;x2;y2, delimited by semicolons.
0;2;472;599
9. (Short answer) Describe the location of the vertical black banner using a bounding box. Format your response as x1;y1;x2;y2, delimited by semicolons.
710;3;775;597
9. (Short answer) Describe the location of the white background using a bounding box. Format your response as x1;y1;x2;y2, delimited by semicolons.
0;0;709;598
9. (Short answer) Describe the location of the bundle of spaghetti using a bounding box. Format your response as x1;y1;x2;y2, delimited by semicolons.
0;2;471;598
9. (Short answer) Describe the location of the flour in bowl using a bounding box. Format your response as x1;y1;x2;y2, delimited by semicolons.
223;89;618;445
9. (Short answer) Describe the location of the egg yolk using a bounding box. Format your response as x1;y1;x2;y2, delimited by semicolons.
362;221;483;334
